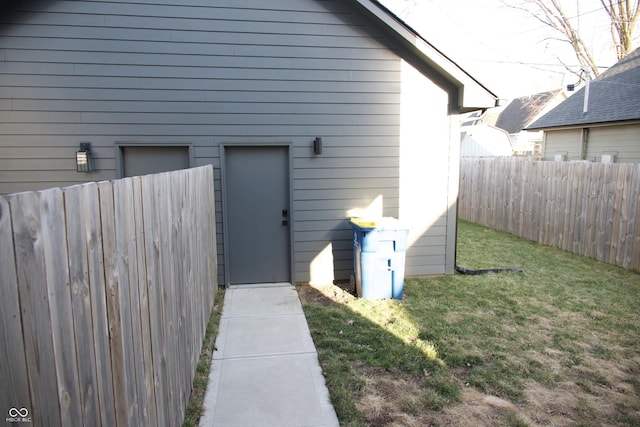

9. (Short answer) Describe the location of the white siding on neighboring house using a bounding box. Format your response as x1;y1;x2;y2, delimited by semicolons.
543;129;582;160
587;124;640;163
0;0;476;284
511;130;543;155
460;124;512;158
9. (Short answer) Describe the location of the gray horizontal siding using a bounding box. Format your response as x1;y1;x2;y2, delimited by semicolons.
2;78;399;103
0;112;398;127
8;100;398;115
0;0;456;284
0;31;392;53
292;188;398;201
13;1;340;21
294;199;399;212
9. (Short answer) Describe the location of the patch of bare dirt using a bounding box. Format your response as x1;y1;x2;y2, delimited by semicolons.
353;368;529;427
297;282;356;306
438;353;640;427
354;364;432;427
438;388;529;427
403;355;640;427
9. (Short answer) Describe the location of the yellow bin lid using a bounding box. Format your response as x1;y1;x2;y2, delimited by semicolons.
350;217;403;229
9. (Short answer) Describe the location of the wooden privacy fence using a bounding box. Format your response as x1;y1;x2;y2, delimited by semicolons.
0;166;217;426
459;158;640;272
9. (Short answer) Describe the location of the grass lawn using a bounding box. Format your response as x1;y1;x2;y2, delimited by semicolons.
298;220;640;426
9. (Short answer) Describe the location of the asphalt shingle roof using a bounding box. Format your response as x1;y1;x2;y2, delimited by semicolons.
496;90;561;133
528;47;640;130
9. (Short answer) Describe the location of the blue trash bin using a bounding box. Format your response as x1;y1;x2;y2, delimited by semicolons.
350;217;409;300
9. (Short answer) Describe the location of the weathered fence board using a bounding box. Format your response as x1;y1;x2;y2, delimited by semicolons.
98;179;130;425
81;182;117;427
9;190;65;426
459;158;640;272
633;170;640;267
65;185;101;425
0;166;217;426
113;177;144;426
0;197;32;422
133;176;157;427
141;173;168;427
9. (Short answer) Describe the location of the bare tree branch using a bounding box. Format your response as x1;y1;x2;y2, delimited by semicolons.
504;0;639;77
600;0;640;59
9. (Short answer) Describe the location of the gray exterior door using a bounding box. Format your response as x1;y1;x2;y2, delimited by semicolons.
225;146;291;285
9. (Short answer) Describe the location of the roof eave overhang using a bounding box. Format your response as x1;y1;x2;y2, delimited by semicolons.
348;0;498;114
527;118;640;131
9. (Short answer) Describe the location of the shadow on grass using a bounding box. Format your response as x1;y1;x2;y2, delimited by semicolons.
298;285;460;426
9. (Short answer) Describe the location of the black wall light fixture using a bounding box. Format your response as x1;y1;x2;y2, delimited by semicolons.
76;142;94;173
313;137;322;155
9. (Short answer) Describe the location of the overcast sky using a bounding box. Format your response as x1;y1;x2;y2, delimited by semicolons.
378;0;635;100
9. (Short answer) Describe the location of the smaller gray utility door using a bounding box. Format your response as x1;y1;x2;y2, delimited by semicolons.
121;146;190;177
225;146;291;285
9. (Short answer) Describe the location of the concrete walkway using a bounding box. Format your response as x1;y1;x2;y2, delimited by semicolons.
199;283;339;427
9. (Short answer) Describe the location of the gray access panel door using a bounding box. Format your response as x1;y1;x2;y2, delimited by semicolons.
225;146;291;284
121;146;190;177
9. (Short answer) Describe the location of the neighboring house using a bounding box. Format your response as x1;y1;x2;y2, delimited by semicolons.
459;107;512;157
496;90;566;156
460;108;501;128
0;0;497;285
528;47;640;163
460;123;513;157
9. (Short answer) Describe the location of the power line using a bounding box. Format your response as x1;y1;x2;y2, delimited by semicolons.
423;1;577;74
505;5;608;36
408;1;628;66
389;0;632;77
467;58;611;69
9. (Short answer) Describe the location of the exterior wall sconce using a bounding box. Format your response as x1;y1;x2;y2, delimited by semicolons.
313;137;322;155
76;142;94;173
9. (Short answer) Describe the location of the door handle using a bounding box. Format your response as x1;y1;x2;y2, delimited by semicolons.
282;209;288;217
